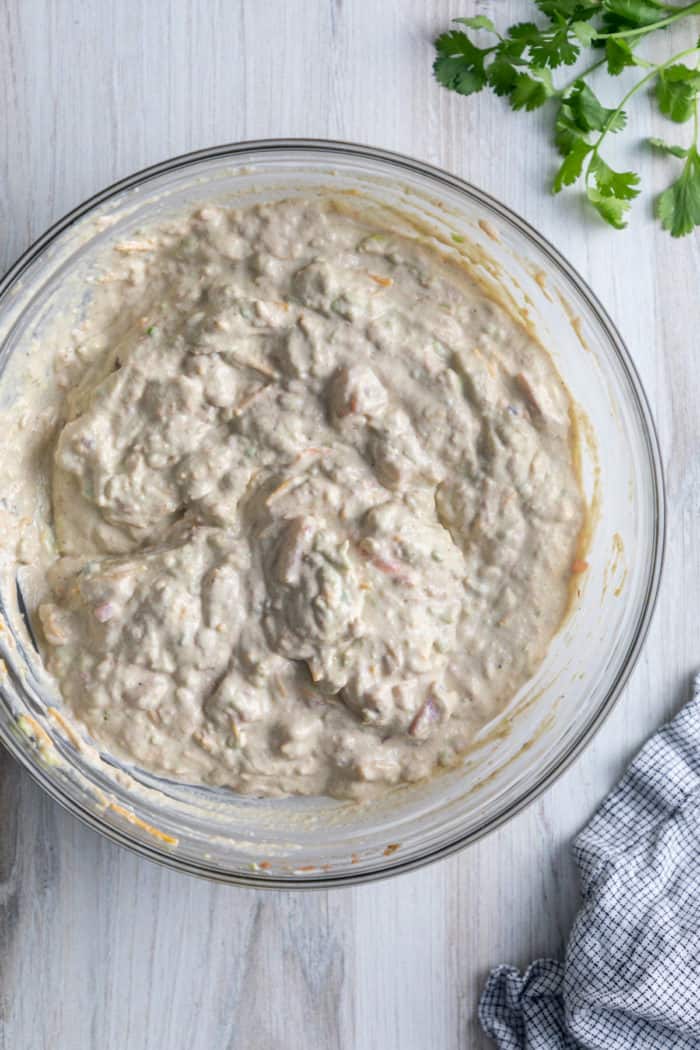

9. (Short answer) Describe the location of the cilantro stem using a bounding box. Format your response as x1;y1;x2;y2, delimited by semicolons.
557;56;607;98
585;42;700;188
596;1;700;40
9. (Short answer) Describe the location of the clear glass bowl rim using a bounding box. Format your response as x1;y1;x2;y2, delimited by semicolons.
0;138;666;888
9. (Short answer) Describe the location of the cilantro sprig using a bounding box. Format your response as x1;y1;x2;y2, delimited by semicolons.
434;1;700;236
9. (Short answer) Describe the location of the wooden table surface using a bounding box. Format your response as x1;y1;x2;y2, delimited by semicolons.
2;2;698;1047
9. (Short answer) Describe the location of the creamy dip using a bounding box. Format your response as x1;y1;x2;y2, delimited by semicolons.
5;196;584;800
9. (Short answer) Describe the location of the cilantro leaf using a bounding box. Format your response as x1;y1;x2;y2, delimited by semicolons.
588;154;641;199
586;186;632;228
553;138;593;192
555;99;585;154
601;0;666;28
530;28;580;68
656;147;700;236
506;23;541;44
585;150;640;228
648;137;689;159
486;56;520;96
497;40;528;62
433;31;489;96
565;80;627;133
572;20;599;46
605;38;637;76
536;0;599;16
656;65;700;123
454;15;498;34
511;70;555;110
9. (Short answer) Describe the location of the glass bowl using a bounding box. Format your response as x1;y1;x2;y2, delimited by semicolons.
0;140;664;887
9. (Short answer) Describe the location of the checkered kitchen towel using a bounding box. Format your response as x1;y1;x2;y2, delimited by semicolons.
479;675;700;1049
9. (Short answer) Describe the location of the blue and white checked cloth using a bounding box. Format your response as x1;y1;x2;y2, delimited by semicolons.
479;676;700;1049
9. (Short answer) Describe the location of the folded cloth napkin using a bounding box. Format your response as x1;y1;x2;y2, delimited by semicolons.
479;675;700;1049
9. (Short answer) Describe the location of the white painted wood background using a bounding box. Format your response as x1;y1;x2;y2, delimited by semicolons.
1;2;698;1047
